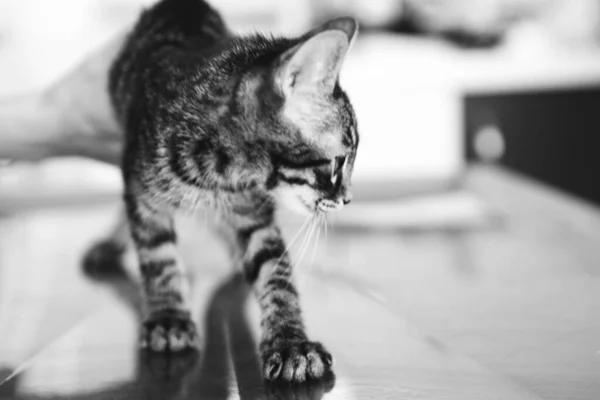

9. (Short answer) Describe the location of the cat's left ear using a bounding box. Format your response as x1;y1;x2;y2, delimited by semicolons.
275;17;358;98
304;17;358;49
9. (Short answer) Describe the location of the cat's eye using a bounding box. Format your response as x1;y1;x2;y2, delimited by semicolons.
279;156;330;169
330;156;347;184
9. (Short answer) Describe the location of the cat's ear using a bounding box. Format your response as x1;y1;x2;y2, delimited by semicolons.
305;17;358;48
275;17;358;98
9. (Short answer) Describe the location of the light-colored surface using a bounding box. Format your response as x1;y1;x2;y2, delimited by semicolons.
348;34;600;95
326;166;600;399
0;0;309;96
343;33;600;183
0;166;599;399
3;1;600;191
0;267;541;400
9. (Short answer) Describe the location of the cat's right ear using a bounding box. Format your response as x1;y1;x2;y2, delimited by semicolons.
274;18;358;99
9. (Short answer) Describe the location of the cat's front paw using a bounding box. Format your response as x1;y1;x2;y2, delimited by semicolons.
261;339;333;382
141;310;198;352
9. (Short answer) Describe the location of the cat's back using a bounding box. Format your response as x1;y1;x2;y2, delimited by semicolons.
109;0;229;125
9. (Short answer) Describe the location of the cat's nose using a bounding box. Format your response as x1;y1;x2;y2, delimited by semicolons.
342;194;353;205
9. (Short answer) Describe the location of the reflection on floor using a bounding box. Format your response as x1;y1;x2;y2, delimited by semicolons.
0;268;337;400
0;166;599;399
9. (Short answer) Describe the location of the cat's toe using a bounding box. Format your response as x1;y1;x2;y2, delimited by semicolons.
141;311;198;352
262;340;333;382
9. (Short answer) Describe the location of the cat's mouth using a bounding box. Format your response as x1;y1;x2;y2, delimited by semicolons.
316;199;343;213
301;197;344;214
276;189;345;216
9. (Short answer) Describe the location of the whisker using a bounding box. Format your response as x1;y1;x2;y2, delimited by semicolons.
324;214;329;248
298;217;315;263
273;215;312;281
308;213;322;273
322;215;328;268
283;216;316;291
287;216;313;254
295;216;317;272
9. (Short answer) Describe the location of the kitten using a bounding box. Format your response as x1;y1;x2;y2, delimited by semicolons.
90;0;359;382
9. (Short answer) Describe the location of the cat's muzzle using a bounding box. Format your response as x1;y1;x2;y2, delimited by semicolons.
317;198;344;213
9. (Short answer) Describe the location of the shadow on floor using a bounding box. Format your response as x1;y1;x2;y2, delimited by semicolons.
0;263;335;400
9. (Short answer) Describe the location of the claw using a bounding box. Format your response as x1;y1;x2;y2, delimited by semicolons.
266;356;283;380
141;312;198;353
261;340;333;382
266;352;283;380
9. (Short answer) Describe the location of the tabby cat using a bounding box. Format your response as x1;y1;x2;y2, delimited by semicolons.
92;0;359;382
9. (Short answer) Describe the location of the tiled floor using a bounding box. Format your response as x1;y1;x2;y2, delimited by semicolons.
0;166;599;399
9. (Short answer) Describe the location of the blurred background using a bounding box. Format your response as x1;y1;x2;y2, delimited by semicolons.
1;0;600;210
1;0;600;217
1;1;600;399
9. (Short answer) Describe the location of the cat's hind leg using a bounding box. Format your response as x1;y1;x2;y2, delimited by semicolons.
125;193;198;353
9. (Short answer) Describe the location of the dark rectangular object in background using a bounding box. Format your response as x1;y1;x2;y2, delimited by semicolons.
465;87;600;205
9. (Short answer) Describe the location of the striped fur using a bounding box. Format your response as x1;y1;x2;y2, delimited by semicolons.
96;0;359;381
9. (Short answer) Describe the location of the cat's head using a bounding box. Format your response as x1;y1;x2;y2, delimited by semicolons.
262;17;359;216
